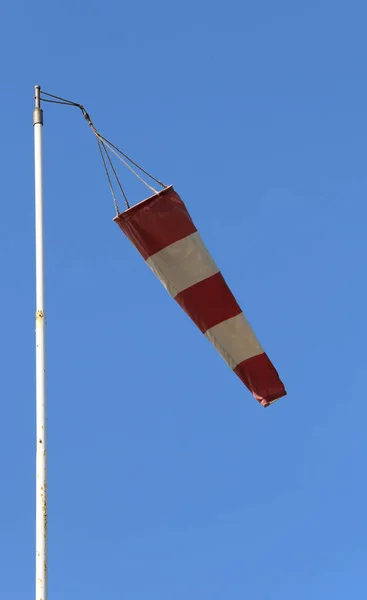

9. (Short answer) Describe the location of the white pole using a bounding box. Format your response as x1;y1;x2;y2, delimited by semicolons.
34;85;48;600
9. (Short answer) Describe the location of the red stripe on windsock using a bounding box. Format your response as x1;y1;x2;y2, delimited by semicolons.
114;187;196;260
175;272;242;333
234;353;287;407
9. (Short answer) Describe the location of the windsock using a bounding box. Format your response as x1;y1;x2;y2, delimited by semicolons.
114;186;286;407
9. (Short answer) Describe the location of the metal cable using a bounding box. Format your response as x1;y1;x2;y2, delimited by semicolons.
96;137;120;216
100;140;130;209
97;133;168;189
41;90;168;189
40;91;81;108
92;129;158;195
39;99;78;106
40;90;169;211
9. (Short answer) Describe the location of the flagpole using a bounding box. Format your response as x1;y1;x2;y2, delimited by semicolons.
34;85;48;600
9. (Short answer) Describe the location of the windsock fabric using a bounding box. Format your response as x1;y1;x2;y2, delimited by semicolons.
114;186;286;407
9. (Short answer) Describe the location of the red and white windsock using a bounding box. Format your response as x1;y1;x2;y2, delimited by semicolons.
114;187;286;407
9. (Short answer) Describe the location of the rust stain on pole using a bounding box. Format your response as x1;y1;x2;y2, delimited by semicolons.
36;310;44;326
40;481;48;541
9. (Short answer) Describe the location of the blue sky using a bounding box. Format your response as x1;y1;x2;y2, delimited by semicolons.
1;0;367;597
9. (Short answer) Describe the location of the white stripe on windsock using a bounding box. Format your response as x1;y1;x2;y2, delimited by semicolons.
205;313;264;369
146;231;219;298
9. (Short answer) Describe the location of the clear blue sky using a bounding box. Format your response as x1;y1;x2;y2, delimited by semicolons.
1;1;366;597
